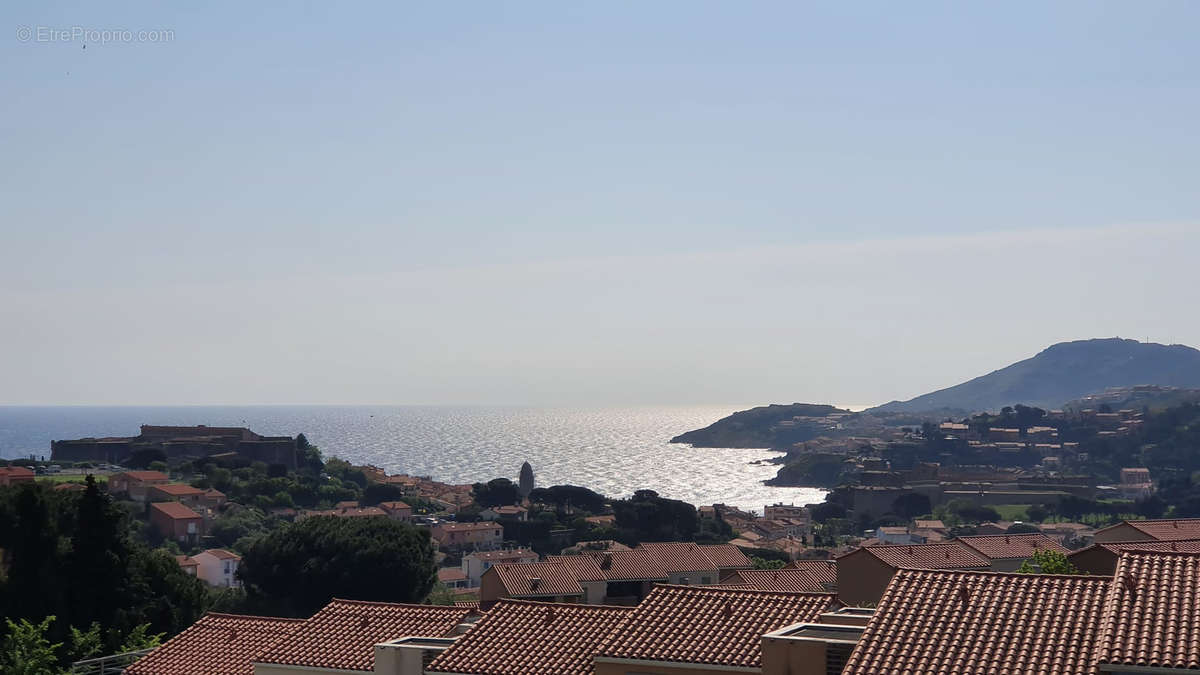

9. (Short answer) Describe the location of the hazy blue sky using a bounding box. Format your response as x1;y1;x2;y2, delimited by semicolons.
2;2;1198;406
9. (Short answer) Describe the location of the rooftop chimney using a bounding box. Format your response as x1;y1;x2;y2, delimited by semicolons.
529;577;541;591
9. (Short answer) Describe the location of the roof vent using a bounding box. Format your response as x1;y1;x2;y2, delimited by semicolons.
359;616;370;629
544;607;556;624
600;553;612;570
1172;542;1179;551
1005;535;1011;544
1174;521;1180;528
723;601;733;618
944;550;951;558
907;547;914;555
958;586;970;607
227;629;237;642
529;577;541;591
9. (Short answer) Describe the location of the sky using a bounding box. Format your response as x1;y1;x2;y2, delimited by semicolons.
2;2;1198;407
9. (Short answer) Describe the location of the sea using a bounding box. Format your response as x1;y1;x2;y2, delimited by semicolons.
0;405;828;514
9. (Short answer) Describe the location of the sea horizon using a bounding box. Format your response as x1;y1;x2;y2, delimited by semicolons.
0;404;831;514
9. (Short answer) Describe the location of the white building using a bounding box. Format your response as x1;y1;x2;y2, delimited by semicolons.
193;548;242;588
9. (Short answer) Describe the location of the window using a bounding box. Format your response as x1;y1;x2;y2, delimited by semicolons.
186;522;197;534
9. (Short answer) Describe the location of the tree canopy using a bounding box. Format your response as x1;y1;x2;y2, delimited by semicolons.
240;515;436;617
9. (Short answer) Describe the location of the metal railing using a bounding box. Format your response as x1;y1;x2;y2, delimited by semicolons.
71;648;153;674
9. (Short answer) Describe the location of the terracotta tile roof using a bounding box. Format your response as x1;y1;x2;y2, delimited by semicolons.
842;568;1110;675
955;533;1069;559
546;555;607;582
378;500;411;510
200;548;240;561
175;555;198;569
492;562;584;597
0;466;35;477
639;542;718;573
125;612;302;675
150;501;202;520
722;568;827;593
118;470;169;481
438;568;468;583
787;557;835;583
596;585;836;669
152;483;206;496
1079;538;1200;558
588;549;668;581
1112;518;1200;541
256;599;471;672
698;544;753;569
1097;549;1200;670
427;600;633;675
854;542;991;570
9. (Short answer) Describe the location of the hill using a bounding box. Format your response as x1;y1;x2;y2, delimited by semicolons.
871;338;1200;414
669;403;848;448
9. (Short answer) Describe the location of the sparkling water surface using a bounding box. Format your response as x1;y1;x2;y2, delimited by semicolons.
0;405;827;514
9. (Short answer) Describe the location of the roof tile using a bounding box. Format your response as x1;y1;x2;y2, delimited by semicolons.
1097;549;1200;669
596;585;836;669
842;569;1110;675
955;533;1069;559
125;613;302;675
256;599;471;671
427;600;633;675
492;562;584;597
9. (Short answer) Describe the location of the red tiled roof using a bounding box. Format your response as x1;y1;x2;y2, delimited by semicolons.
200;548;240;561
492;562;584;597
1114;518;1200;541
788;559;838;587
125;613;302;675
722;569;826;593
698;544;753;569
1097;549;1200;670
378;501;411;510
118;470;169;481
153;483;206;496
427;600;633;675
955;533;1069;559
546;555;607;582
1078;538;1200;558
175;555;198;568
256;599;470;671
438;568;468;583
854;542;990;570
596;585;836;669
842;568;1110;675
150;501;202;520
639;542;718;573
0;467;35;477
588;549;668;581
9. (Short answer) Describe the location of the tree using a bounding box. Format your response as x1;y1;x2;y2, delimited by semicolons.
0;616;63;675
528;485;606;514
891;493;932;520
611;490;698;543
751;556;785;570
68;476;130;636
1017;548;1080;575
472;478;521;508
240;516;436;617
